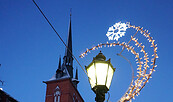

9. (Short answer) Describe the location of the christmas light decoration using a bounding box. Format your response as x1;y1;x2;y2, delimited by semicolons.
80;22;158;102
106;22;130;41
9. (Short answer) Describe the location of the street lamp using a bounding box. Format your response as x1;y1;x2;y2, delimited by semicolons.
85;51;115;102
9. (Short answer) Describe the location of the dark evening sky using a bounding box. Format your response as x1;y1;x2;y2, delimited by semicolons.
0;0;173;102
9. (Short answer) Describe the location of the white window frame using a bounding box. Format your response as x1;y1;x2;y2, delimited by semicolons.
54;86;61;102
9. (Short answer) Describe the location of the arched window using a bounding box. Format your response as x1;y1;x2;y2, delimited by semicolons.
54;86;61;102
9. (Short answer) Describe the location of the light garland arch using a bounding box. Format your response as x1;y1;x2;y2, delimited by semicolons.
79;22;158;102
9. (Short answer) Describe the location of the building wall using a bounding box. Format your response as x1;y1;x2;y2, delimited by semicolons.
45;78;84;102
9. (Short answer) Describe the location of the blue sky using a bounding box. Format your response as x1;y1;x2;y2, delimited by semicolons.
0;0;173;102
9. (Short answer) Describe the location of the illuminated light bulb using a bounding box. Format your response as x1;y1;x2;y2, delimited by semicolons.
135;55;139;58
152;54;155;56
150;63;154;65
126;95;130;100
79;34;158;102
137;71;141;74
143;78;147;80
152;69;156;72
137;64;142;67
140;31;143;34
142;45;145;48
151;40;155;44
137;67;141;70
156;55;159;58
110;44;112;47
133;96;135;99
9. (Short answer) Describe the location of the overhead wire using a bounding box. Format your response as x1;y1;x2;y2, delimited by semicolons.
32;0;88;76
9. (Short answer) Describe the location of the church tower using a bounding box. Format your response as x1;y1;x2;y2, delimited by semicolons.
44;14;83;102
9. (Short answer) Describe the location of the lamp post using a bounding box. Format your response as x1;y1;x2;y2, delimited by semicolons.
85;51;115;102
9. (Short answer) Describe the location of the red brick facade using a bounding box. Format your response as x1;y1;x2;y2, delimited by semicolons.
45;78;84;102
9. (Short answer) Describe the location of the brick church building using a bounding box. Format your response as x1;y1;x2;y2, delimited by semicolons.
43;14;84;102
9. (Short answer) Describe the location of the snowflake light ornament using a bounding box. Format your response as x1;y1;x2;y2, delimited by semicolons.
106;22;130;41
80;22;158;102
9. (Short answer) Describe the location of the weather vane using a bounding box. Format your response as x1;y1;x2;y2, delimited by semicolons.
80;21;158;102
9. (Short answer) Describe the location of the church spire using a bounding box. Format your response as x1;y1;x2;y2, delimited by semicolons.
56;56;63;78
75;68;78;80
65;12;72;57
58;56;61;70
72;68;79;88
63;12;73;78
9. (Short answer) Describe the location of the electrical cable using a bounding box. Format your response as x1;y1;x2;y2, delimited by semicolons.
32;0;88;76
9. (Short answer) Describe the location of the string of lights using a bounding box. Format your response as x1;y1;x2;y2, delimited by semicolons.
32;0;158;101
79;23;158;102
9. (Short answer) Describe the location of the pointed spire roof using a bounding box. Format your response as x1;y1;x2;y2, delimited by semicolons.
58;56;61;70
75;68;78;80
72;67;79;88
63;11;74;79
56;56;62;78
65;11;72;57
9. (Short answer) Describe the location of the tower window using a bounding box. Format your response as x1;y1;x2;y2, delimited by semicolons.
54;86;61;102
